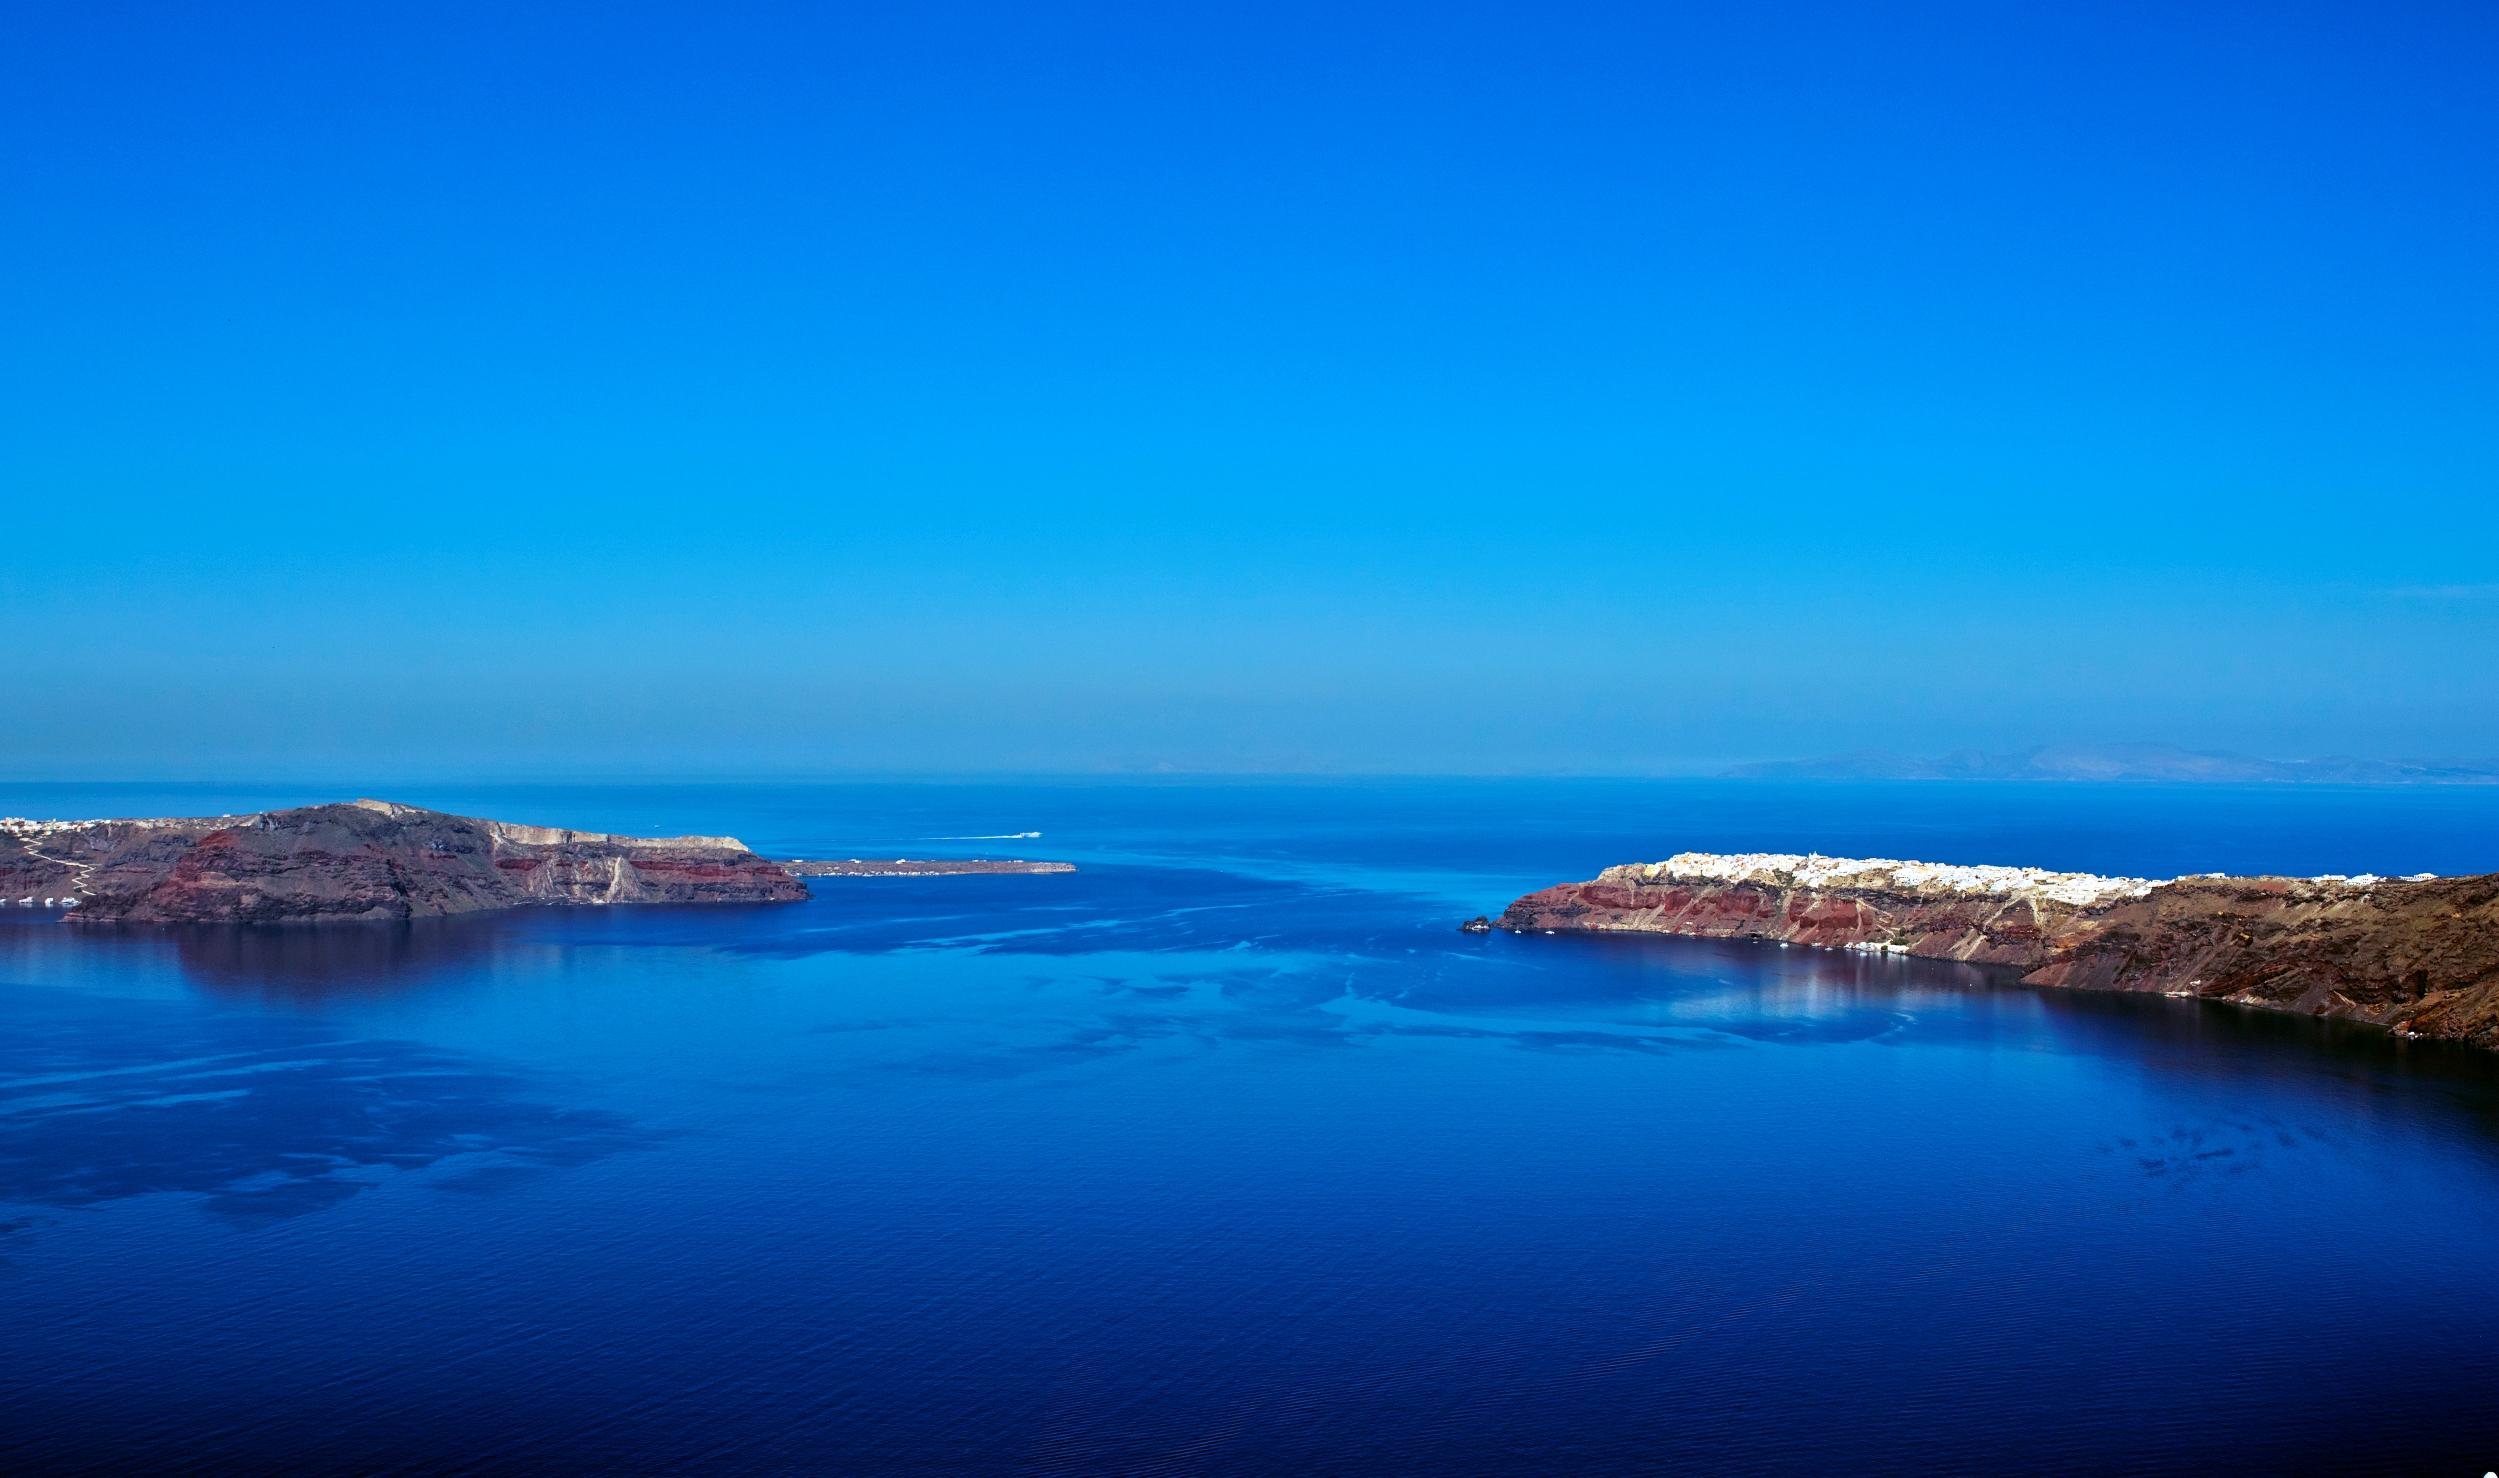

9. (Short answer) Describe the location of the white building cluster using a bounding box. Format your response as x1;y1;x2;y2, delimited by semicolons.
1626;852;2163;908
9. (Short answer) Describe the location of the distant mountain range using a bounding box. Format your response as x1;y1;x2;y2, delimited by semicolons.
1724;744;2499;786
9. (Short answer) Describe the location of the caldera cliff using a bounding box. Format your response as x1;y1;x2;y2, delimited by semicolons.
1498;853;2499;1049
2;800;808;924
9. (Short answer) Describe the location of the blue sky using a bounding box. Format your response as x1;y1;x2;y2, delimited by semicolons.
5;1;2495;778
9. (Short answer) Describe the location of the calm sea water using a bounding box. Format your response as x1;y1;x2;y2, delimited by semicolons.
3;778;2498;1475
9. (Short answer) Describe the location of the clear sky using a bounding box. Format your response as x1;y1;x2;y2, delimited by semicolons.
5;1;2495;779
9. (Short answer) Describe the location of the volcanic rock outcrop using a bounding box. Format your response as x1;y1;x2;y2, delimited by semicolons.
1498;852;2499;1049
1;800;808;924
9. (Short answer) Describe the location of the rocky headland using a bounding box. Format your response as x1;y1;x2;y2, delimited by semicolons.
0;800;1073;925
1;800;808;924
1497;852;2499;1049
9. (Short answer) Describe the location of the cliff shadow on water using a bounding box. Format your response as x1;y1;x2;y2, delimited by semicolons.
1476;927;2499;1148
1;913;529;1006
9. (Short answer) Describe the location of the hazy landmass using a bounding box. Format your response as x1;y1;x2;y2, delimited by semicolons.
1725;743;2499;785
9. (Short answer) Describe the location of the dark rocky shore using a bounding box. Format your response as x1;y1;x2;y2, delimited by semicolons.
1497;852;2499;1050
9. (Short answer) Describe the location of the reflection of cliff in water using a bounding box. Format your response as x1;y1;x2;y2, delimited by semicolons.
0;901;806;1005
1461;929;2499;1118
153;904;793;1001
0;914;539;1004
162;916;538;1002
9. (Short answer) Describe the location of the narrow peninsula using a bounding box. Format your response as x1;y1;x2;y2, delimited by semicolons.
788;858;1076;876
1497;852;2499;1050
1;800;1071;925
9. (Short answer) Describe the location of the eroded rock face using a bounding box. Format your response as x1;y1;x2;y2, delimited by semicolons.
1;800;808;924
1498;852;2499;1049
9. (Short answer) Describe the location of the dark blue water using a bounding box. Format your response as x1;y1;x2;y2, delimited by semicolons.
4;779;2498;1475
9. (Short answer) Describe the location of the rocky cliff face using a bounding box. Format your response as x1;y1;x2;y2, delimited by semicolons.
2;800;808;924
1499;852;2499;1049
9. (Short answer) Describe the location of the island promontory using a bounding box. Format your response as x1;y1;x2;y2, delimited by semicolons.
1;800;1070;925
1498;852;2499;1049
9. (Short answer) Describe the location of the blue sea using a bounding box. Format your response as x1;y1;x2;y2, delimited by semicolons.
3;778;2497;1475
